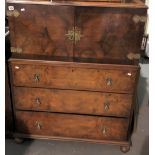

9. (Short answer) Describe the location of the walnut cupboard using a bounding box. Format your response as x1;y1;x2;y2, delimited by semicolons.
7;0;147;153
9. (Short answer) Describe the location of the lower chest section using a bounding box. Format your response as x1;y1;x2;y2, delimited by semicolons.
10;59;137;143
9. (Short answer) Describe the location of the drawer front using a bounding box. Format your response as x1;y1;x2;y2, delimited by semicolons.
15;111;129;141
14;87;132;117
10;61;139;93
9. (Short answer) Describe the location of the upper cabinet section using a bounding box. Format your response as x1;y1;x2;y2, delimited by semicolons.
7;4;74;57
7;1;147;63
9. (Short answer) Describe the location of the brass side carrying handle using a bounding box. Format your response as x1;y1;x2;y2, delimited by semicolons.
35;121;42;130
106;78;112;86
104;101;110;111
33;74;40;82
35;97;41;105
7;10;20;18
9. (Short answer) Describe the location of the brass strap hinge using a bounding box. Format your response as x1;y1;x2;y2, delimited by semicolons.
11;47;22;53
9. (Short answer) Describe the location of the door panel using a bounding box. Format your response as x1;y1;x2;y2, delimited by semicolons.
75;7;146;60
8;4;74;57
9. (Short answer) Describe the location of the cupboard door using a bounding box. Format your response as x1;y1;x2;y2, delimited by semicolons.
7;4;74;57
74;7;146;61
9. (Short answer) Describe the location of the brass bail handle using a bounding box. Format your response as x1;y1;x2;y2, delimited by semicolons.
102;127;107;136
34;74;40;82
35;121;42;130
106;78;112;86
35;97;41;105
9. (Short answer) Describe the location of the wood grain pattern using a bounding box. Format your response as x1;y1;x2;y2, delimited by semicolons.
15;111;129;141
74;7;146;60
8;4;74;57
10;60;139;93
14;87;133;117
7;3;147;61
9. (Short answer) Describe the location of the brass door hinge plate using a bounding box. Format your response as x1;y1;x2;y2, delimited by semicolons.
11;47;22;53
127;52;140;60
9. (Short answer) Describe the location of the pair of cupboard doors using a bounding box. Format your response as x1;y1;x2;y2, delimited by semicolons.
8;3;146;60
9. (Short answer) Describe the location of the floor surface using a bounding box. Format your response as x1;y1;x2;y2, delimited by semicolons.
5;64;149;155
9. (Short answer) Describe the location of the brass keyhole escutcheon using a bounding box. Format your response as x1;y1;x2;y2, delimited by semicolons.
33;74;40;82
104;101;110;111
35;121;42;130
106;78;112;86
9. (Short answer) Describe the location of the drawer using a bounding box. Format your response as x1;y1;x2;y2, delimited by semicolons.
10;60;139;93
15;111;129;141
14;87;133;117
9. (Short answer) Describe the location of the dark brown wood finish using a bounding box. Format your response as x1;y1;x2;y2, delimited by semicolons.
7;2;147;62
15;111;129;141
10;59;139;93
5;63;13;136
74;7;146;60
8;4;74;57
14;87;133;117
